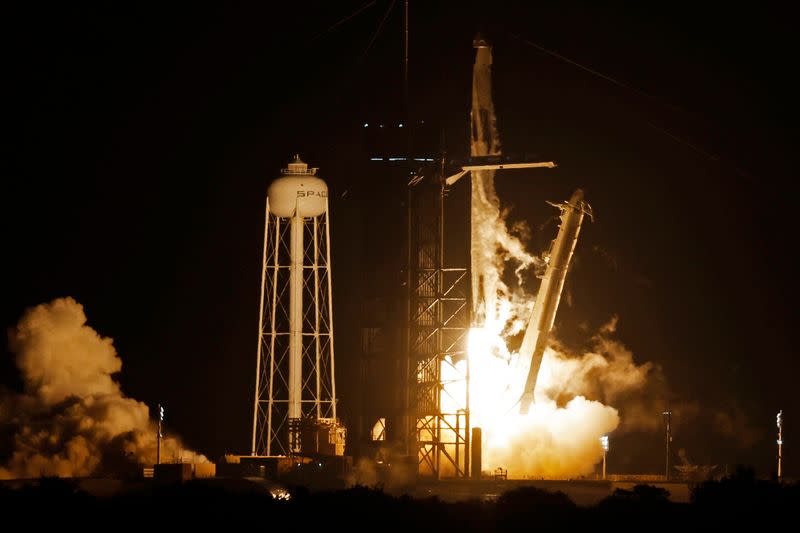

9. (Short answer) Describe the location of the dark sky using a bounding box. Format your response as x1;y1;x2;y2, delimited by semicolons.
5;2;798;476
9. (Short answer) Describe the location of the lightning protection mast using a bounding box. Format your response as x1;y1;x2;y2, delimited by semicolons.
663;409;672;480
777;410;783;482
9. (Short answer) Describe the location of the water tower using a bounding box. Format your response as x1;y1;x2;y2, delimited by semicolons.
251;155;344;457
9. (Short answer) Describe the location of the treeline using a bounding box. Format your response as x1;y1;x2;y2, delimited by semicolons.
1;467;796;531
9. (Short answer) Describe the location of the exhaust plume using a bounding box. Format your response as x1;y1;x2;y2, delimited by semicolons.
464;321;660;478
465;36;661;479
0;297;206;479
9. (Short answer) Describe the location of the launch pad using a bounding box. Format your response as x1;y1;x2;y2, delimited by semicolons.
249;34;596;484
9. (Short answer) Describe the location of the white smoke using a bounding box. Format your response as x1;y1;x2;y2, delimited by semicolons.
538;331;655;407
0;297;206;479
468;323;661;479
471;174;541;328
467;113;660;478
482;396;620;479
465;42;661;479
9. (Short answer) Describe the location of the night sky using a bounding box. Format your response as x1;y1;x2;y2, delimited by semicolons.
5;2;797;476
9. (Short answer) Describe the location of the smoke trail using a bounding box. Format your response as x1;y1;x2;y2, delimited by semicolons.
0;297;205;479
537;322;660;409
483;397;620;479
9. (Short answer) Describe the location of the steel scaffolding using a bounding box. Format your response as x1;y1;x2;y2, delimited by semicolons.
408;165;470;478
252;201;338;457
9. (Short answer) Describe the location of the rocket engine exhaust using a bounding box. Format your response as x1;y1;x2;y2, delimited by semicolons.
462;36;660;479
517;189;592;414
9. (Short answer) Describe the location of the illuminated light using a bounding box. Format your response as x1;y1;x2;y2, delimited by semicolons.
370;157;384;161
429;45;640;480
371;418;386;441
600;435;609;451
399;123;404;128
778;440;783;445
379;124;384;128
363;123;369;128
388;157;407;161
457;300;623;478
270;488;291;500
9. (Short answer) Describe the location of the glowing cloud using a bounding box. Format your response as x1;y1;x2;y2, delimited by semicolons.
0;297;206;479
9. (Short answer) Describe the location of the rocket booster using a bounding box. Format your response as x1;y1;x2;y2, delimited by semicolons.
518;189;591;414
470;34;502;328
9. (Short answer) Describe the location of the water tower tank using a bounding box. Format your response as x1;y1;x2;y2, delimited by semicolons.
253;154;341;457
267;155;328;218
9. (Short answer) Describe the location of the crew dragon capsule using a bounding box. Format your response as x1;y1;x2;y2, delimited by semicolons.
518;189;592;414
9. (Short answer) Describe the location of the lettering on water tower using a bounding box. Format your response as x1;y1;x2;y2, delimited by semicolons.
296;190;328;198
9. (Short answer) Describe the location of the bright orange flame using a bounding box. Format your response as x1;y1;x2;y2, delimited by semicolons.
441;323;621;479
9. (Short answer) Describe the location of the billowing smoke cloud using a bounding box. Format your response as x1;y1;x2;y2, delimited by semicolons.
467;319;661;479
483;396;620;479
536;317;669;433
0;297;206;479
467;46;663;474
467;50;664;474
471;171;542;336
465;208;668;479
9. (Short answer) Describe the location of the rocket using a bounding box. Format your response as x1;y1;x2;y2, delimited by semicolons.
465;33;556;328
518;189;592;414
470;33;502;328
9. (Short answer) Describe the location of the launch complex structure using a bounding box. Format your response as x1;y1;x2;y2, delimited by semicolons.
246;32;590;481
361;35;592;480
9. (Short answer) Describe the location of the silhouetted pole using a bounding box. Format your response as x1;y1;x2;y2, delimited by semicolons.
157;404;164;465
600;435;609;480
662;410;672;480
777;410;783;482
403;0;408;111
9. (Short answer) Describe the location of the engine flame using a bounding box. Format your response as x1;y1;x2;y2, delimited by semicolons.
458;37;655;479
459;325;621;479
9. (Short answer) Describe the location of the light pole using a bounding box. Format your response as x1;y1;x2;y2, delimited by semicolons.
662;410;672;481
600;435;609;480
157;404;164;465
777;410;783;482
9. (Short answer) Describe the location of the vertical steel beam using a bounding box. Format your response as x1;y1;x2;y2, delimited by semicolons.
252;198;270;455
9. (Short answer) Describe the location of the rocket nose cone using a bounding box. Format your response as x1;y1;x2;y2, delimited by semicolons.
473;31;491;48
